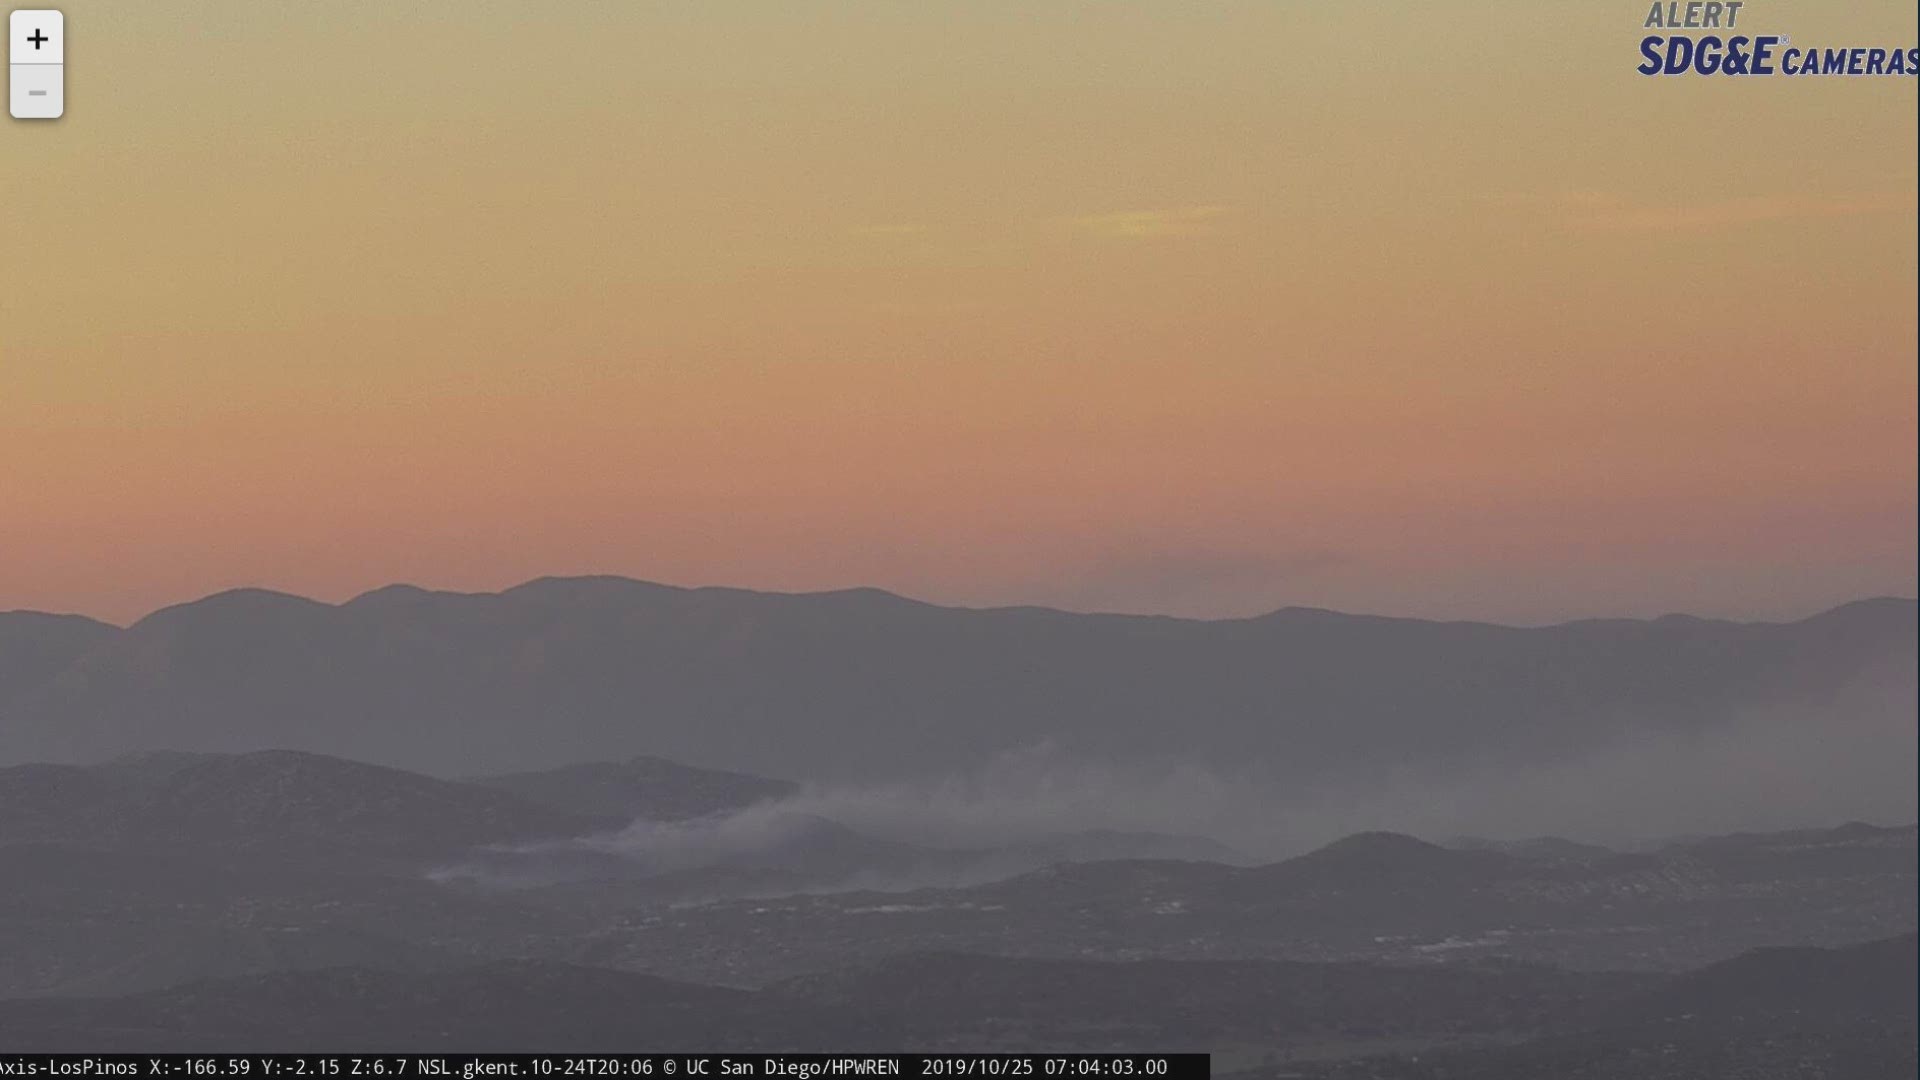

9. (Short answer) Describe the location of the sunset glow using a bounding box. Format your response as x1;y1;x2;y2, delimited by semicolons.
3;1;1914;623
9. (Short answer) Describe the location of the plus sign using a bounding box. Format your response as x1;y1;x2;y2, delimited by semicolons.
27;28;48;48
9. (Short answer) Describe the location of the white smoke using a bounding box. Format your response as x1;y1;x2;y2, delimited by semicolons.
742;672;1918;858
441;671;1915;891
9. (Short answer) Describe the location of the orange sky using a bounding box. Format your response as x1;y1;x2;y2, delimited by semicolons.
3;1;1916;624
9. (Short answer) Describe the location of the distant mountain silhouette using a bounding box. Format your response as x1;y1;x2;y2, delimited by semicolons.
0;611;116;706
471;755;798;820
0;580;1910;780
1277;830;1479;872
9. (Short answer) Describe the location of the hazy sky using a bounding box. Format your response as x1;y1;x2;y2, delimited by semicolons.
3;1;1915;625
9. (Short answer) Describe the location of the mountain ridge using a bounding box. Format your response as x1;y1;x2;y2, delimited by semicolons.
7;577;1915;632
1;578;1911;781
